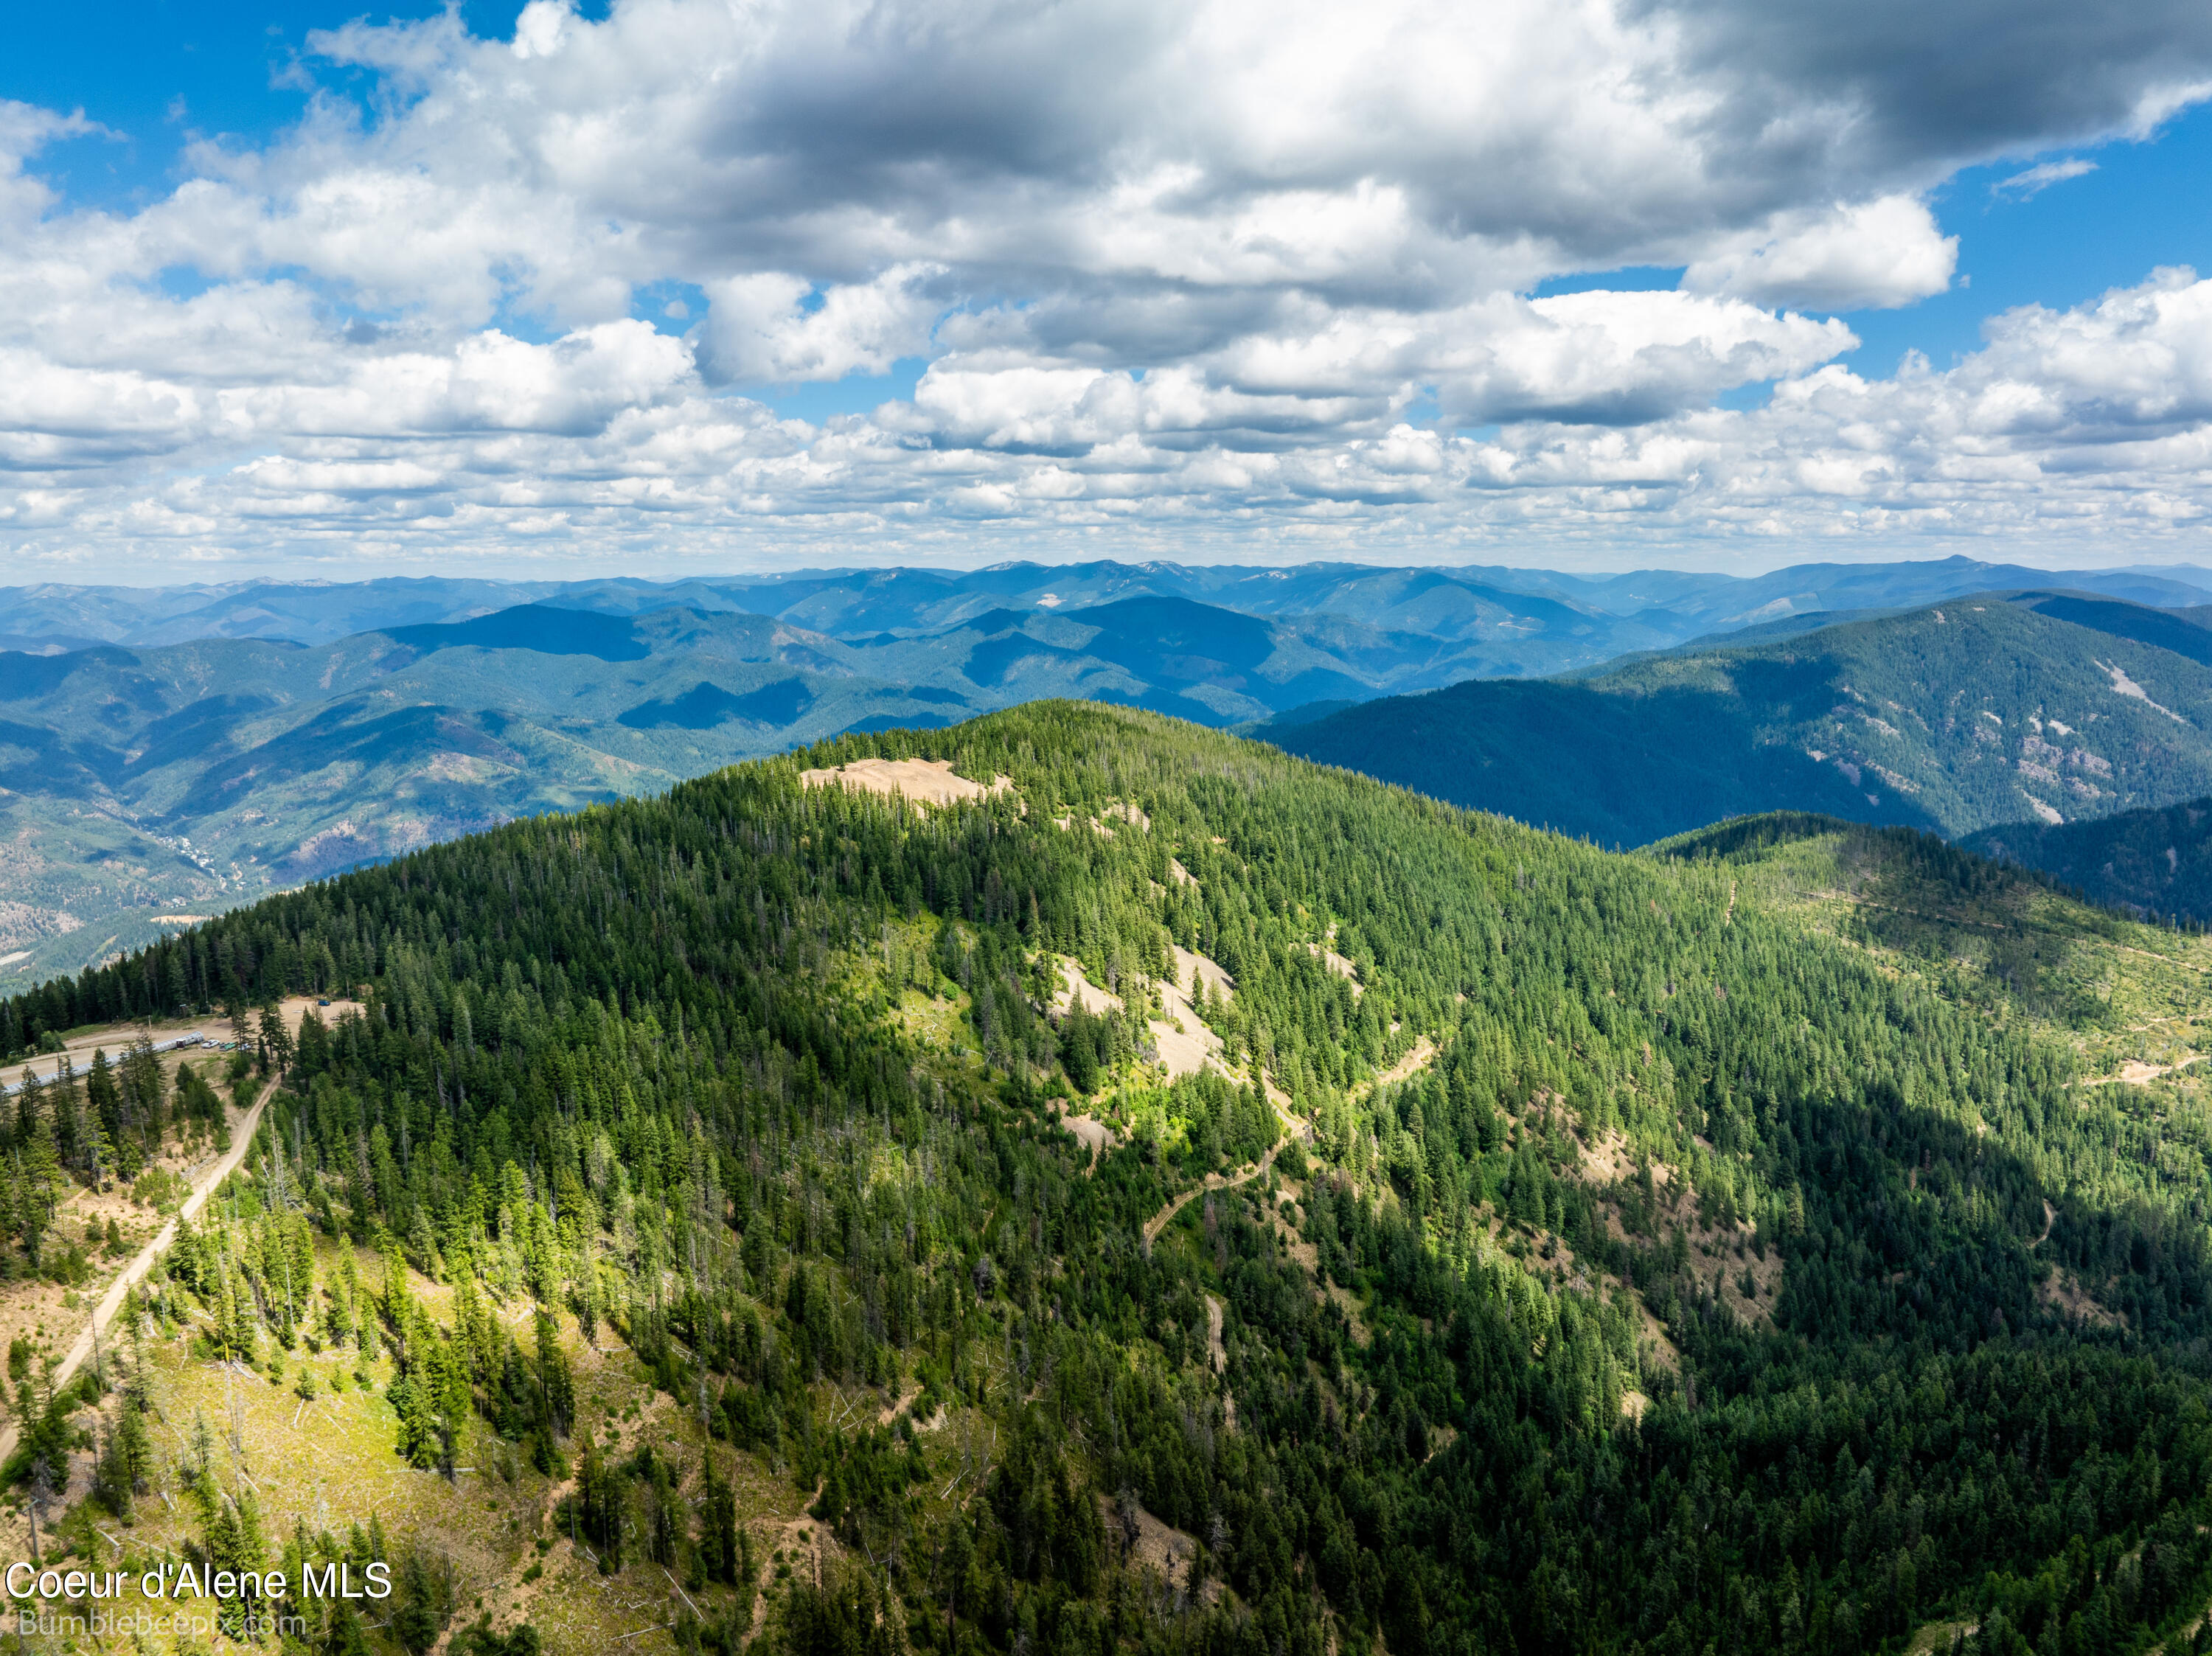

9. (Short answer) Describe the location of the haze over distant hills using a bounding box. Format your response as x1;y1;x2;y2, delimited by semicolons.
0;575;1613;978
8;554;2211;656
11;554;2212;978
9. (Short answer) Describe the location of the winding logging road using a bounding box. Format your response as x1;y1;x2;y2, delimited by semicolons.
0;1074;278;1469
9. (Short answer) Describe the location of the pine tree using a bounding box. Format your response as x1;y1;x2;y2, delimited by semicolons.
21;1123;61;1250
577;1438;622;1568
200;1489;268;1641
116;1395;154;1492
123;1035;164;1148
15;1065;42;1147
535;1309;574;1438
86;1048;121;1150
258;1006;293;1079
699;1454;741;1585
392;1546;447;1655
49;1057;80;1174
389;1372;440;1469
430;1332;469;1469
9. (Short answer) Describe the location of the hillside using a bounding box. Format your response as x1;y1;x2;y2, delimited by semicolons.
0;596;1502;981
0;711;2211;1654
1268;594;2212;845
1962;796;2212;925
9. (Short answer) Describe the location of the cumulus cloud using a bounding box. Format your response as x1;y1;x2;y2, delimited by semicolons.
2;0;2212;571
699;265;944;385
1451;292;1857;422
1682;197;1957;312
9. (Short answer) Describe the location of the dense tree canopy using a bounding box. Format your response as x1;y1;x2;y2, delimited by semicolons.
4;703;2211;1656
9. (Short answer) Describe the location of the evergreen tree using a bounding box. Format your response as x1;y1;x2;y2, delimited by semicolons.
534;1309;574;1438
698;1453;741;1586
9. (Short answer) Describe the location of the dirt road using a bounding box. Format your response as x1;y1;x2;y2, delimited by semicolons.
0;1074;279;1468
1142;1136;1292;1246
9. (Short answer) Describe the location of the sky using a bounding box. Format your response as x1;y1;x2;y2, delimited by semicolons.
7;0;2212;581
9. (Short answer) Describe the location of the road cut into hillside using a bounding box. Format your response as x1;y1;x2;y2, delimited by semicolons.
0;995;357;1472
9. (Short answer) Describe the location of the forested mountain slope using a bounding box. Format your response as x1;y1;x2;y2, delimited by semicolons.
16;571;2212;984
1962;795;2212;927
1268;596;2212;845
2;709;2212;1655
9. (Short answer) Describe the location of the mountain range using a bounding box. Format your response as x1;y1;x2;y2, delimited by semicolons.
1267;591;2212;848
9;554;2212;657
15;557;2212;981
0;590;1565;979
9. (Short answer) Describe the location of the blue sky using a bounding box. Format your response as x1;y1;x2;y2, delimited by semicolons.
14;2;515;202
6;0;2212;576
1534;105;2212;387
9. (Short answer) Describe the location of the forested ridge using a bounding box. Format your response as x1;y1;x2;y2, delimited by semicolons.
4;703;2212;1656
1267;597;2212;847
1964;794;2212;928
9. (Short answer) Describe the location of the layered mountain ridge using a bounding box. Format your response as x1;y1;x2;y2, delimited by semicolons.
1269;593;2212;850
17;559;2212;981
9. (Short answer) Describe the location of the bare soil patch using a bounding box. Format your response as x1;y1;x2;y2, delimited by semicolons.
1053;1104;1116;1165
1170;944;1234;1003
1306;942;1363;995
1576;1129;1637;1185
1099;1495;1217;1604
799;757;1011;807
2040;1268;2125;1327
1148;967;1228;1082
1358;1039;1436;1096
2091;1057;2202;1086
1051;958;1123;1016
1692;1222;1784;1329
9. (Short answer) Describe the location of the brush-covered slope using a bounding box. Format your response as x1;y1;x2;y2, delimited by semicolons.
3;709;2212;1655
1268;594;2212;844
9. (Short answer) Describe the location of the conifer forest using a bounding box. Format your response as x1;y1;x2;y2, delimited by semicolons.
3;701;2211;1656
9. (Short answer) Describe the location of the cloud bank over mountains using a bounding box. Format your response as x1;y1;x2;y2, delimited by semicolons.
5;0;2212;572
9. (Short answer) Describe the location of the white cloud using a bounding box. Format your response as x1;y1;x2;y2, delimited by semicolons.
700;265;943;385
1454;291;1856;422
1;0;2211;571
1682;197;1957;311
1992;159;2098;200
